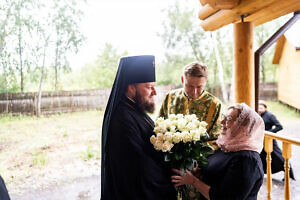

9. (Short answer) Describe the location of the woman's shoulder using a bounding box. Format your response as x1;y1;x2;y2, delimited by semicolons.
232;150;263;168
233;150;260;159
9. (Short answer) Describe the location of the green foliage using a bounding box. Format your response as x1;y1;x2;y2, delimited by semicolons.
265;101;300;123
81;146;100;161
0;0;86;93
157;0;233;90
62;43;128;90
32;152;46;166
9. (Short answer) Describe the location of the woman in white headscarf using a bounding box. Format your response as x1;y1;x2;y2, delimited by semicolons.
172;103;265;200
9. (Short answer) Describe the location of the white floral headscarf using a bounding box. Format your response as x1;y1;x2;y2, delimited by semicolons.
216;103;265;153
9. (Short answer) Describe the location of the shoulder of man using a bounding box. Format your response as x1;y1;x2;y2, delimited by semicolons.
111;101;140;124
203;90;222;105
166;88;184;96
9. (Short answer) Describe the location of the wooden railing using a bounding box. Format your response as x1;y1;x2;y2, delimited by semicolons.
264;131;300;200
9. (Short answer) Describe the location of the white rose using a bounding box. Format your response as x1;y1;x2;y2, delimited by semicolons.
190;129;200;142
169;114;177;121
198;126;207;136
150;135;157;145
192;119;201;127
162;141;174;152
156;133;164;141
176;114;184;119
155;117;164;124
154;140;164;151
186;122;197;131
164;132;173;142
182;131;193;143
199;121;208;128
177;118;187;131
153;126;161;134
172;132;182;144
169;125;176;133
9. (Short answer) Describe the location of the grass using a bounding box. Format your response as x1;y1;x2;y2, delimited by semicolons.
0;110;103;194
265;101;300;123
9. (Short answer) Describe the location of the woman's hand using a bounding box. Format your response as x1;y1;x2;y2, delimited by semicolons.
171;168;197;187
191;166;202;178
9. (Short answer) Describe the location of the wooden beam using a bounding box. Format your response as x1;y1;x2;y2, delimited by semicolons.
234;22;254;108
198;4;219;20
199;0;208;6
207;0;240;9
272;35;286;64
200;0;277;31
246;0;300;26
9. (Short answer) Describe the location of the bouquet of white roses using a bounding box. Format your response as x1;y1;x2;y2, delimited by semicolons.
150;114;214;199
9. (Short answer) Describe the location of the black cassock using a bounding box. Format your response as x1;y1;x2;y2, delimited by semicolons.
0;176;10;200
202;149;264;200
259;110;295;179
102;97;176;200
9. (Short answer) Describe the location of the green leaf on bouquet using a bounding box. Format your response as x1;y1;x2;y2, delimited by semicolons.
175;153;182;160
200;145;214;155
164;154;171;162
197;156;209;167
200;132;210;141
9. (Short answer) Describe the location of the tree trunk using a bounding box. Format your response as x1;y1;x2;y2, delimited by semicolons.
211;32;228;102
17;8;24;93
54;43;59;91
37;41;48;117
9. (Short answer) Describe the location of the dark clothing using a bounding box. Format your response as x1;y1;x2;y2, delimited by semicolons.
260;111;282;133
259;111;295;179
101;56;156;198
102;97;176;200
0;176;10;200
202;149;263;200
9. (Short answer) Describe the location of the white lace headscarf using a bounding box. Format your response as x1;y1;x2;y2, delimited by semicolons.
216;103;265;153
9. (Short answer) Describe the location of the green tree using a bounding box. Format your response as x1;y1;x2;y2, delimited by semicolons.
63;43;128;90
158;0;233;101
51;0;85;91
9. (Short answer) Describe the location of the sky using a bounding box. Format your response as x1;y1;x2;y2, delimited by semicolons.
69;0;300;70
69;0;190;69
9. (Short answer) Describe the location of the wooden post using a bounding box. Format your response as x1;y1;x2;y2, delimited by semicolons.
282;142;291;200
265;137;273;200
233;22;254;108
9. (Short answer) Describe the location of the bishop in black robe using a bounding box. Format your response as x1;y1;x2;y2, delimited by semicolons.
0;176;10;200
101;55;176;200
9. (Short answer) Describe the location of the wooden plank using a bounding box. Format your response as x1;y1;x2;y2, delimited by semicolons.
206;0;240;9
247;0;300;26
198;4;219;20
200;0;278;31
199;0;208;6
272;35;286;64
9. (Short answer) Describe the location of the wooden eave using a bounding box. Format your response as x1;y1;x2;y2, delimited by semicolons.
198;0;300;31
273;35;300;64
272;35;286;64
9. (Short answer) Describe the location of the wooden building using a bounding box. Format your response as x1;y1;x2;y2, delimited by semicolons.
273;34;300;110
197;0;300;109
197;1;300;199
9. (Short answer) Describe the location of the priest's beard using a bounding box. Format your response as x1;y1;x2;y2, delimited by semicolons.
135;91;155;114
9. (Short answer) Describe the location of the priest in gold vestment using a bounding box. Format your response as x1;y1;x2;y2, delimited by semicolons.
159;62;222;147
159;62;222;199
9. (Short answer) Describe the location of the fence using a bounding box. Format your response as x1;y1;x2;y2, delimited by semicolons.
0;85;176;115
0;83;277;116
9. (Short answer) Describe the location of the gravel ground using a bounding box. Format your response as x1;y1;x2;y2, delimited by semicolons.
8;122;300;200
10;175;100;200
